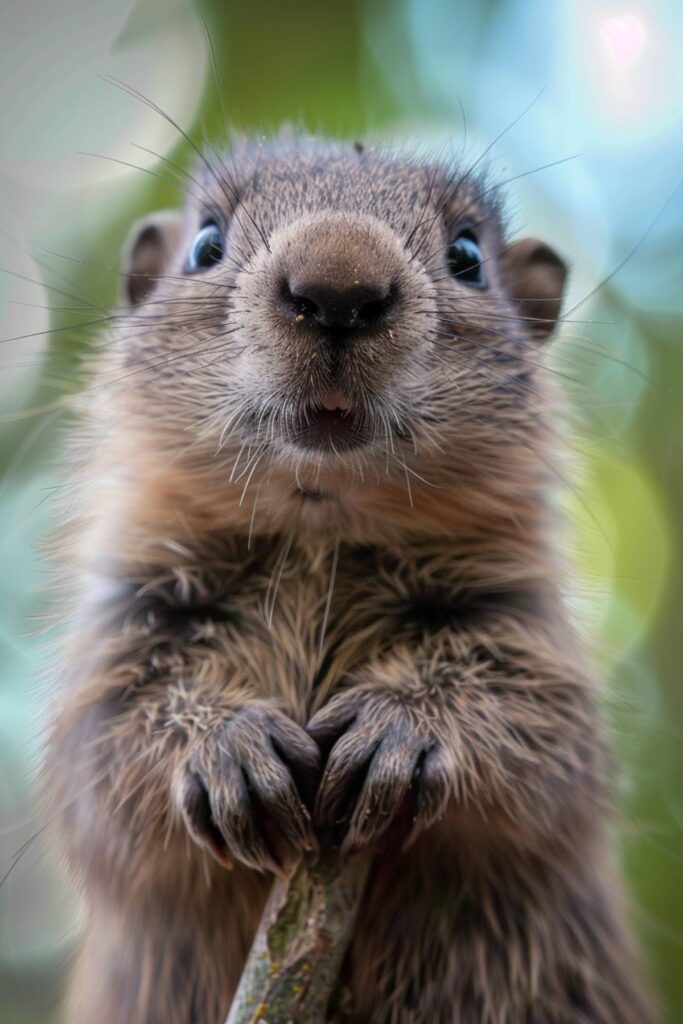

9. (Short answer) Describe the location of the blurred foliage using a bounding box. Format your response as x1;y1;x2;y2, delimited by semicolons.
0;0;681;1021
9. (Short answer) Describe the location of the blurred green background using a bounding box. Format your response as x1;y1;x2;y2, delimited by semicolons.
0;0;681;1020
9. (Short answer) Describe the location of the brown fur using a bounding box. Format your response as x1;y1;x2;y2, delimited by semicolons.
46;134;655;1022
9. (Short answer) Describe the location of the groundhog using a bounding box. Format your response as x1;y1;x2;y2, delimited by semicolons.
46;133;655;1023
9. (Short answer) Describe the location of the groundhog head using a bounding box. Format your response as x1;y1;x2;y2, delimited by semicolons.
118;135;566;512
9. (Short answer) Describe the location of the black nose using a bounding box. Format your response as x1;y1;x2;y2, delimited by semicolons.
282;279;396;336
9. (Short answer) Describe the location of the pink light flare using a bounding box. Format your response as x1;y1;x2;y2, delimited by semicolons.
599;12;647;69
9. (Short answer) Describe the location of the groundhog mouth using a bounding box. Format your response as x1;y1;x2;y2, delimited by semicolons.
298;390;366;451
252;389;410;456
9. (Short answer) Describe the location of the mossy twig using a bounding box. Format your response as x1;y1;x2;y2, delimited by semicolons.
225;852;370;1024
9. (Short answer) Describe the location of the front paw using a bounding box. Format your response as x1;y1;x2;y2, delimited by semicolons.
307;689;453;854
176;705;321;875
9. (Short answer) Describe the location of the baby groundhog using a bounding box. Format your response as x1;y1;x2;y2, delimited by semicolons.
47;133;655;1023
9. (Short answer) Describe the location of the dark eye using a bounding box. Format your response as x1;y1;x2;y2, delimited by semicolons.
447;230;486;288
185;221;224;272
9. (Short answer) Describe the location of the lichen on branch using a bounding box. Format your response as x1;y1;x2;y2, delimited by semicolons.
225;852;370;1024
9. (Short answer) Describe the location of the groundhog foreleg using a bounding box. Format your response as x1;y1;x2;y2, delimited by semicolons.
309;614;654;1023
308;615;599;856
48;634;320;1024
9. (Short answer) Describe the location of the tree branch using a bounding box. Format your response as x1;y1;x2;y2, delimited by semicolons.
225;851;370;1024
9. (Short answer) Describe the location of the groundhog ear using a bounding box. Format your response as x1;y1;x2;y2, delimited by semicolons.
500;238;567;341
122;211;183;306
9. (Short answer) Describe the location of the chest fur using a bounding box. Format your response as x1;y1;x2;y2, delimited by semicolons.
106;537;508;720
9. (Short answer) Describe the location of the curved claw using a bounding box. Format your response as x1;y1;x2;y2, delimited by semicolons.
177;706;321;875
307;689;452;853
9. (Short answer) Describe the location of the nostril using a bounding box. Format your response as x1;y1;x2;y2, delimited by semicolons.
281;280;320;319
358;287;396;325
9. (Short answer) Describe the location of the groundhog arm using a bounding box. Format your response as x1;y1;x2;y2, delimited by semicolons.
308;614;603;855
48;619;320;894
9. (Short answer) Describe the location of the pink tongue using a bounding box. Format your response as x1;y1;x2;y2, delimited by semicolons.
322;389;352;413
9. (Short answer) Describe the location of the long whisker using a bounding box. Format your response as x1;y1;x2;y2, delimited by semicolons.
562;179;682;319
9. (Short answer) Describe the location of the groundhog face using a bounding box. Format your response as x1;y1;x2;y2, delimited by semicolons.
120;137;566;490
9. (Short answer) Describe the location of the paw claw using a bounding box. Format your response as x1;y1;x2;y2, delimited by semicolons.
308;689;451;853
177;705;321;874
